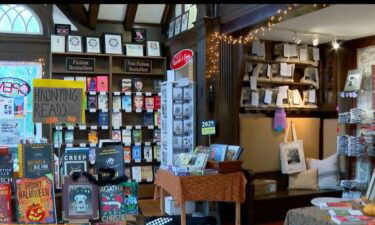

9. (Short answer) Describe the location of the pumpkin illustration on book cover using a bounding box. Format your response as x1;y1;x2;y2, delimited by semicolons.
26;203;46;222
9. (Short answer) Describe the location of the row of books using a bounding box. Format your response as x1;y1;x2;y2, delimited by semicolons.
87;95;161;111
123;145;161;162
125;165;159;182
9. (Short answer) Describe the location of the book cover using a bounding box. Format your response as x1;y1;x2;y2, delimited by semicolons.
331;215;371;224
62;176;99;221
87;95;97;109
328;210;363;216
132;130;142;143
123;147;131;162
133;96;144;110
75;76;87;91
133;78;143;92
87;77;97;92
0;161;13;185
144;97;154;110
53;130;63;146
143;146;153;162
112;130;121;142
122;181;138;214
131;146;141;161
131;167;141;181
19;144;53;178
95;145;124;178
153;79;162;92
141;166;153;181
98;95;108;110
0;184;12;223
153;96;161;110
153;146;160;162
154;112;160;126
98;185;126;221
121;129;132;144
65;131;74;144
121;79;132;92
153;129;161;142
112;112;122;127
320;202;353;210
121;96;132;111
209;144;228;162
225;145;242;161
99;111;109;126
88;131;98;145
63;150;89;176
113;96;122;111
124;167;131;180
143;113;154;126
96;76;109;92
16;176;56;223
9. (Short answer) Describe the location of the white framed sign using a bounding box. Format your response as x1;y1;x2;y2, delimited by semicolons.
67;35;82;53
125;44;144;57
51;35;65;53
85;37;101;53
103;33;123;54
146;41;161;56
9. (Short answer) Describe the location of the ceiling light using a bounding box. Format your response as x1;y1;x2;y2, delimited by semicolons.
312;35;319;46
332;38;339;49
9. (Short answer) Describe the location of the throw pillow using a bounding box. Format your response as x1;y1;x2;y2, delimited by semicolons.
306;153;339;190
288;168;319;190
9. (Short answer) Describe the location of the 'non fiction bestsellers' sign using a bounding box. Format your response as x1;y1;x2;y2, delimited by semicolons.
33;79;85;124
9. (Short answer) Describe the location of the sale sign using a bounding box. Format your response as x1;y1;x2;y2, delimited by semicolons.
170;49;193;70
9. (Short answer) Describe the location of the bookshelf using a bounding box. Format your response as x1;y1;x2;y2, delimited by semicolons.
49;52;165;189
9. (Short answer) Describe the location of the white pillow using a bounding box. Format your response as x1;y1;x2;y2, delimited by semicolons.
306;153;339;190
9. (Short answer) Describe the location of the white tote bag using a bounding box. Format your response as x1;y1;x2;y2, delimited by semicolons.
279;121;307;174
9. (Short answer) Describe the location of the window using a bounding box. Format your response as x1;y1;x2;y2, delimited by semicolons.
0;4;43;34
168;4;197;39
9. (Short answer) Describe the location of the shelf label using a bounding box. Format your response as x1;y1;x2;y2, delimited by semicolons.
113;109;120;113
101;125;108;130
79;125;86;130
125;109;132;113
79;143;86;147
113;126;120;130
135;142;141;146
125;160;131;163
145;142;151;146
66;143;73;148
145;92;152;96
114;92;120;96
135;159;141;163
55;126;62;130
124;142;131;146
67;125;74;130
125;92;132;96
135;125;142;129
101;109;108;112
136;92;142;96
99;92;106;95
90;143;96;147
146;109;153;113
158;93;161;96
147;178;153;182
89;91;96;95
126;125;132;129
91;125;97;130
135;109;142;113
54;144;59;148
89;108;96;113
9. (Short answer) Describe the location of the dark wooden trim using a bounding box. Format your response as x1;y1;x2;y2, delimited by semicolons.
161;4;171;26
124;4;138;31
69;4;88;26
133;23;162;27
97;19;123;25
88;4;100;30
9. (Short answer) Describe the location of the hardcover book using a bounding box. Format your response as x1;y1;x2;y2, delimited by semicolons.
141;166;153;181
123;147;131;162
62;176;99;221
121;79;132;92
112;112;122;127
95;145;124;178
131;167;141;181
112;96;121;111
122;181;138;214
112;130;121;142
87;95;97;109
121;129;132;144
144;97;154;110
96;76;109;92
99;111;109;126
88;131;98;145
87;77;97;92
98;185;126;221
133;96;144;110
63;150;89;176
121;96;132;111
16;176;56;223
225;145;242;161
153;96;161;110
0;184;12;223
18;144;53;178
154;129;161;142
154;112;160;126
133;78;143;92
65;131;74;144
143;146;153;162
153;146;161;162
209;144;228;162
131;146;141;161
143;113;154;126
132;130;142;143
98;95;108;110
0;160;13;185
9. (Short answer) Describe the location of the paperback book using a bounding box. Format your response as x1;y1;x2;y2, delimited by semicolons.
143;146;153;162
141;166;153;181
154;96;161;110
122;79;132;92
133;79;143;92
225;145;242;161
331;215;371;225
88;131;98;145
112;130;121;142
144;97;154;110
63;150;89;176
153;146;161;162
0;161;13;185
112;112;122;127
0;184;11;223
113;96;122;111
87;77;97;92
209;144;228;162
121;95;132;111
132;146;141;161
143;113;154;126
131;166;141;181
65;130;74;144
122;181;138;214
18;144;53;178
75;76;87;91
154;112;160;126
98;95;108;110
95;145;124;178
123;147;131;162
99;111;109;126
98;185;126;221
132;130;142;143
96;76;108;92
133;96;144;110
87;95;97;109
121;129;132;144
153;79;162;92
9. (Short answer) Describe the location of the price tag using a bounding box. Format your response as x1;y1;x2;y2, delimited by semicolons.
79;143;86;147
113;109;120;113
135;125;142;129
126;125;132;129
99;92;106;95
201;120;216;136
135;109;142;113
67;126;74;130
91;126;98;130
136;92;142;96
90;143;96;147
145;92;152;96
124;142;131;146
101;126;108;130
135;159;141;163
135;142;141;146
89;109;96;113
79;125;86;130
148;125;154;129
56;126;62;130
114;92;120;96
66;144;73;148
89;91;96;95
113;126;120;130
145;142;151;146
147;109;153;113
125;109;132;113
102;109;108;112
125;92;132;96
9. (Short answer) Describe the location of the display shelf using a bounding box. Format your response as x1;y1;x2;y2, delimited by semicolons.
112;71;165;76
245;56;319;67
243;80;313;87
51;70;110;75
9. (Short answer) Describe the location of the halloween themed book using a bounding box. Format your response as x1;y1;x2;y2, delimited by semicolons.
0;184;12;223
122;181;138;214
63;150;89;176
62;176;99;221
95;145;124;178
16;176;56;223
18;144;53;178
98;185;127;221
0;160;13;185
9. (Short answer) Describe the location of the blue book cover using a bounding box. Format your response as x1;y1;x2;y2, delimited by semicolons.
98;111;109;126
210;144;228;162
143;113;154;126
132;146;141;161
121;95;132;111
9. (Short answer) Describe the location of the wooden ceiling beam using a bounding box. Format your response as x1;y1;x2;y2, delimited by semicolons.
88;4;100;30
68;4;88;26
123;4;138;31
161;4;174;33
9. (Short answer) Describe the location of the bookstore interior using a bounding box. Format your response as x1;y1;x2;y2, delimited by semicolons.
3;3;375;225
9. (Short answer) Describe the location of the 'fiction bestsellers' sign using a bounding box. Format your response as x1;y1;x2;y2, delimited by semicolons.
170;49;193;70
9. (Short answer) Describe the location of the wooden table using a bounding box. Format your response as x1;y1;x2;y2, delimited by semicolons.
154;169;247;225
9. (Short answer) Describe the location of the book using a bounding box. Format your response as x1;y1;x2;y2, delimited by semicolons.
153;146;161;162
121;95;132;111
225;145;242;161
0;161;13;185
154;129;161;142
123;147;131;162
331;215;371;225
98;95;108;110
121;79;132;92
192;153;209;169
143;146;153;162
133;78;143;92
153;79;162;92
0;184;12;223
99;111;109;126
132;130;142;143
329;210;363;217
14;96;25;117
87;95;97;109
98;185;127;221
75;76;87;91
320;202;353;210
121;129;132;144
53;130;63;146
125;167;131;179
87;77;97;92
154;96;161;110
95;145;124;178
143;113;154;126
133;96;144;110
141;166;153;181
88;131;99;145
96;76;108;92
112;130;121;142
132;146;141;161
63;150;89;176
112;112;122;127
62;176;99;221
131;166;141;181
122;181;138;214
18;144;53;178
144;97;154;110
54;154;61;190
65;130;74;144
113;96;121;111
154;112;160;126
209;144;228;162
16;176;56;223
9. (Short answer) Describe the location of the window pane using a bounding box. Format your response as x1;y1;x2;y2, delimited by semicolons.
26;16;40;33
14;5;24;13
175;4;182;17
6;8;17;22
0;16;12;32
0;5;9;11
13;15;26;32
20;8;32;22
184;4;192;12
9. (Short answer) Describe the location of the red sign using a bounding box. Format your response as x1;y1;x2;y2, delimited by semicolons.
170;49;193;70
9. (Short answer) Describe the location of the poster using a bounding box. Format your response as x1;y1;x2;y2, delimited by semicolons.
0;98;14;119
0;119;20;145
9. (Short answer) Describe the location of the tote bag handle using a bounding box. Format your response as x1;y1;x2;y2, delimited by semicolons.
283;120;298;143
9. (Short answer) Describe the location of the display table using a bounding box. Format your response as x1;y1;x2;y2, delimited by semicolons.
154;169;247;225
284;206;337;225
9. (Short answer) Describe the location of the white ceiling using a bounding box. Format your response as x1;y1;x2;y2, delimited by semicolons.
262;4;375;44
97;4;127;21
134;4;165;24
52;5;77;31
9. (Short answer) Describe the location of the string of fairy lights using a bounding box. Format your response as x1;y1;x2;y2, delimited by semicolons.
206;4;328;79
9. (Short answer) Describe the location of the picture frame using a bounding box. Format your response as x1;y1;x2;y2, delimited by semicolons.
132;28;146;43
85;37;101;53
168;20;175;38
146;41;161;56
54;24;71;36
188;4;197;29
51;35;65;53
344;69;364;92
125;44;144;57
181;12;189;32
67;35;83;53
174;16;182;35
103;33;123;55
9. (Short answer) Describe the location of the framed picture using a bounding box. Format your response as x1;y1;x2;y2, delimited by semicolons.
344;69;363;92
132;28;146;43
181;12;189;32
51;35;65;53
85;37;101;53
103;33;123;54
174;16;182;35
168;20;175;38
146;41;161;56
54;24;71;36
125;44;144;57
188;4;197;29
67;35;82;53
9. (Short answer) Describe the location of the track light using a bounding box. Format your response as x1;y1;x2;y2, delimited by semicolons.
332;38;339;50
312;35;319;46
292;33;301;45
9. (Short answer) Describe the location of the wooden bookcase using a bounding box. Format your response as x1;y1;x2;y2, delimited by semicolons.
49;52;165;194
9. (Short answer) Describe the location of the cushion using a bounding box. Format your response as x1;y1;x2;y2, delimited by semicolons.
306;153;339;190
288;168;319;190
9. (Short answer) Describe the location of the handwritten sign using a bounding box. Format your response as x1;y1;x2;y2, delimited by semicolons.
170;49;193;70
124;59;151;73
66;57;95;72
201;120;216;136
33;79;85;124
0;77;30;98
